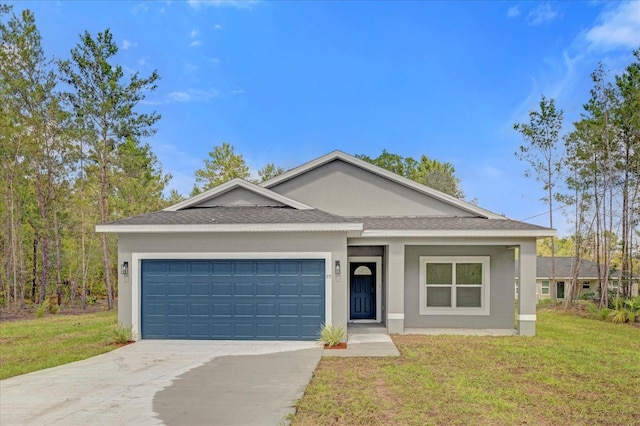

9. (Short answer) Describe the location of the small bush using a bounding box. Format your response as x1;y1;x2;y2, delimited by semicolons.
35;300;49;318
610;309;628;324
86;295;97;305
537;298;554;307
48;302;61;314
585;302;600;318
579;292;596;301
599;307;612;320
111;323;135;344
318;323;345;347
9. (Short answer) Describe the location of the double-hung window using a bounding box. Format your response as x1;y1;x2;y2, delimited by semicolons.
419;256;490;315
541;280;550;295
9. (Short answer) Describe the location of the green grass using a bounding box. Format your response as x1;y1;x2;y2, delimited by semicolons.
294;309;640;426
0;310;119;380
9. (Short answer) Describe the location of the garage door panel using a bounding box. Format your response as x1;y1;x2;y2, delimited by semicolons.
278;283;299;295
256;303;277;316
212;262;232;275
234;302;255;316
189;302;209;316
167;303;187;316
189;282;210;296
234;282;255;295
168;283;188;296
189;262;211;275
234;261;255;276
167;262;188;275
256;261;277;275
301;282;323;296
212;282;232;296
301;261;324;276
141;259;325;340
278;303;299;316
212;303;232;316
256;282;277;296
278;261;299;276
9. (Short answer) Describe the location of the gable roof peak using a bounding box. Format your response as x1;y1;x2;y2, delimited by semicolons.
261;150;505;220
163;178;313;212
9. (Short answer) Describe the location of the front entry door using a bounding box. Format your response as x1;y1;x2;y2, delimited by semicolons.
350;262;376;320
557;281;565;299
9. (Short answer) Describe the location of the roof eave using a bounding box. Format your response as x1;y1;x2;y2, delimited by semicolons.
360;229;557;238
95;223;364;233
163;179;314;211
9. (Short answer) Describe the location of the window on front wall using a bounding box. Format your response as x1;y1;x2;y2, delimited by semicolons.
419;256;490;315
541;280;550;295
582;281;590;289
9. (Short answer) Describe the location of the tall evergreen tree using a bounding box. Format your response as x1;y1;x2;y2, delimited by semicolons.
193;142;250;192
59;29;160;310
514;95;564;305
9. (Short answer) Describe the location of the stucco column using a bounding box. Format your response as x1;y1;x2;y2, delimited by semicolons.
387;242;405;334
518;240;537;336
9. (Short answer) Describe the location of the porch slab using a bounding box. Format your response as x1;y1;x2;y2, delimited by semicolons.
322;334;400;357
404;328;517;336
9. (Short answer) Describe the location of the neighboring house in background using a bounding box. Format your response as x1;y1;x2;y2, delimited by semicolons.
516;256;638;300
97;150;554;341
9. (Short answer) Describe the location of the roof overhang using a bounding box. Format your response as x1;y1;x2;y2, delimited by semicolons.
164;178;313;211
360;229;557;238
95;223;364;233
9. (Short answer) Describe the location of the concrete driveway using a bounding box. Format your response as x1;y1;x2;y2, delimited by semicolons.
0;340;323;426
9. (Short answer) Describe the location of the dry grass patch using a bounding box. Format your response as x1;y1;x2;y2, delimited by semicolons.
293;310;639;425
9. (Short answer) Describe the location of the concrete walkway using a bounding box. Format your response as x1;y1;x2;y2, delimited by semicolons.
0;340;323;426
323;333;400;357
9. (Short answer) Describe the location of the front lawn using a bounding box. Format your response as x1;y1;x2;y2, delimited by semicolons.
0;310;119;380
294;309;640;425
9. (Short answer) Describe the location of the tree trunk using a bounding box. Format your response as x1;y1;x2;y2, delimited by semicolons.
99;150;113;310
31;236;37;302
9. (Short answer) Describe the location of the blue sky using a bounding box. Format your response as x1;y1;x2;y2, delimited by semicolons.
10;0;640;235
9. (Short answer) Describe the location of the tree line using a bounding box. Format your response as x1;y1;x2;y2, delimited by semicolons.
1;7;169;312
514;49;640;308
1;6;465;314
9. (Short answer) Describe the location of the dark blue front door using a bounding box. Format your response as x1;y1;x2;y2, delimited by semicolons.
350;262;376;320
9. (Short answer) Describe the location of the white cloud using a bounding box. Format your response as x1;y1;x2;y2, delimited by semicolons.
167;88;220;103
231;89;246;95
190;40;202;47
214;24;223;30
507;6;521;18
527;3;560;26
585;1;640;52
481;165;505;180
168;91;192;102
121;40;138;50
190;29;198;38
131;2;150;15
188;0;257;10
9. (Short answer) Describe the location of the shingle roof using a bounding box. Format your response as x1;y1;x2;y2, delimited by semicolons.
355;216;550;232
536;256;621;279
106;206;354;225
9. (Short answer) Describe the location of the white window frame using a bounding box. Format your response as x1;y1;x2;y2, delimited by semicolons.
541;280;550;295
419;256;490;316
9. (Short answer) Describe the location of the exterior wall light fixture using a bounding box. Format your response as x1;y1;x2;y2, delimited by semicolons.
121;261;129;276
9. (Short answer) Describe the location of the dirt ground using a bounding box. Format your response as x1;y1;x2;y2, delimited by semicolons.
0;299;111;322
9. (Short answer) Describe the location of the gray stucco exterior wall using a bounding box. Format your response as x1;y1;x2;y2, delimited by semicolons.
116;232;348;335
404;245;516;329
269;160;473;217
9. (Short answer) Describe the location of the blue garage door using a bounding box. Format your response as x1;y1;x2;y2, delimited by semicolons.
141;259;325;340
